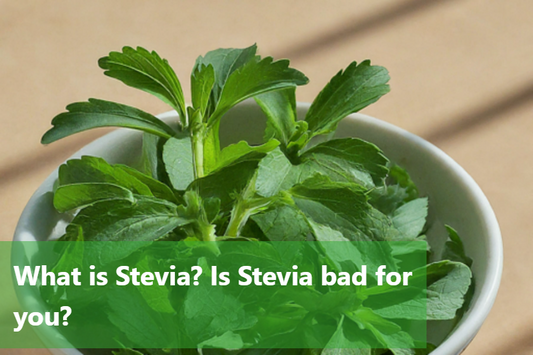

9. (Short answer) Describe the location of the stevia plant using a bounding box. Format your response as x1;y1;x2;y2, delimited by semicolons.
41;45;473;355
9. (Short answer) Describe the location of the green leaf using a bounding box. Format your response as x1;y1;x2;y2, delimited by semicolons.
255;147;303;197
135;256;175;314
256;138;389;197
143;349;194;355
208;56;308;126
390;348;415;355
57;155;177;205
305;61;390;136
323;316;372;351
390;235;430;256
251;204;310;241
58;156;153;196
346;307;414;349
302;138;389;185
301;156;373;188
368;185;410;216
308;220;347;241
206;139;280;174
99;46;186;122
389;165;419;201
289;175;401;242
107;286;178;348
112;349;145;355
194;44;258;112
392;198;428;240
367;260;472;321
191;64;216;117
203;197;222;224
235;349;306;355
290;175;370;217
323;348;371;355
254;88;297;147
390;345;436;355
190;160;259;214
217;239;284;266
442;226;473;267
115;164;179;203
368;164;419;216
366;208;403;241
181;279;257;342
198;331;243;349
314;223;397;276
53;182;134;213
42;99;175;144
64;196;190;242
366;292;426;321
141;132;167;181
163;134;195;190
426;261;472;320
51;226;84;275
289;175;374;241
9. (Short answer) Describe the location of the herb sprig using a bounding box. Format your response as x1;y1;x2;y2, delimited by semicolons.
42;45;473;354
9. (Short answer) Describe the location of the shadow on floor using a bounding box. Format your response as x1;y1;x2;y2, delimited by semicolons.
276;0;456;60
424;81;533;144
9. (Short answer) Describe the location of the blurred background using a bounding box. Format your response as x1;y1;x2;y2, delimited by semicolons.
1;0;532;354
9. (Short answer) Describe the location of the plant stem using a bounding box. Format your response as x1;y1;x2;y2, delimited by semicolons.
192;131;205;179
225;173;274;237
190;118;220;179
203;121;220;173
225;199;248;237
225;173;257;237
225;197;274;237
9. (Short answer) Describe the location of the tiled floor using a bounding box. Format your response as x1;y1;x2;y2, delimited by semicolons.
1;1;532;354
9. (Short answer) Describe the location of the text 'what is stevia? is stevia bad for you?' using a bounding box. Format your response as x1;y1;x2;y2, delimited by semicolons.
3;240;429;349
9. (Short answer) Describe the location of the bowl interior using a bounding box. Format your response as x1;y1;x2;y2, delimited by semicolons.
14;100;502;355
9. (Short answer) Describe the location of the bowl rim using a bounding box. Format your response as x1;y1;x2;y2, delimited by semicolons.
14;101;503;355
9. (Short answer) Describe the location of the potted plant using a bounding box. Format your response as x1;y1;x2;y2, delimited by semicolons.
13;45;502;355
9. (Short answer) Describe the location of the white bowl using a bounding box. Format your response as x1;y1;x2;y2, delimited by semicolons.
14;100;503;354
